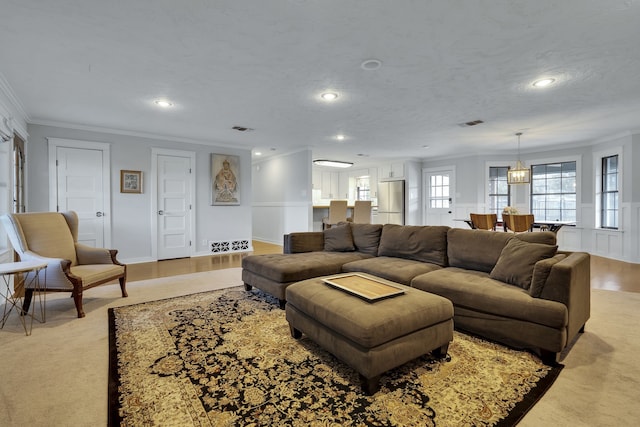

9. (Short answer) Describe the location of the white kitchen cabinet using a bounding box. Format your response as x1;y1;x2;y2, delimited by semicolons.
320;171;339;199
368;167;378;198
379;161;404;179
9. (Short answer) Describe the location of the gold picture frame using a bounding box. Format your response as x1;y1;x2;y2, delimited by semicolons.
120;170;143;194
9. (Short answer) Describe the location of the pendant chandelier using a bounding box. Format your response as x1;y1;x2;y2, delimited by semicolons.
507;132;530;184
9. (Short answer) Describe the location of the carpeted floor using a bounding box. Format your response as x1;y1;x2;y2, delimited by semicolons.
0;267;639;426
108;286;562;426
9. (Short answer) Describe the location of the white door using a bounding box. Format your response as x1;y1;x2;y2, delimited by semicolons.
156;153;193;260
52;143;110;247
424;168;455;227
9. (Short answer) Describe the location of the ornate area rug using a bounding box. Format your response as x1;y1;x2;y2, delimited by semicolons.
108;287;562;426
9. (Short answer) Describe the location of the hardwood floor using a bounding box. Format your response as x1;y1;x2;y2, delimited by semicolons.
126;241;639;293
126;240;282;282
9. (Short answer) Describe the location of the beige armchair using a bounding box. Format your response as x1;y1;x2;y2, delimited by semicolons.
1;211;127;318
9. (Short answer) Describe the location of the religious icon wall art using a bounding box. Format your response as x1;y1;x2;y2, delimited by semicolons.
211;154;240;205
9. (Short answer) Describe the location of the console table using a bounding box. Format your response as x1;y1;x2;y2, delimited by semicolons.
0;261;47;336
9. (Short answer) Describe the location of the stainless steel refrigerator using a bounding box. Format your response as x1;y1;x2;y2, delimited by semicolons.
377;180;405;225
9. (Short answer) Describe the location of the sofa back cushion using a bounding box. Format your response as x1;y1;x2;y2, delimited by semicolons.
323;224;355;252
447;228;512;272
350;223;383;255
377;224;449;266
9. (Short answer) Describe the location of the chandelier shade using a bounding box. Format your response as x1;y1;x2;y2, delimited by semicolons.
507;133;531;184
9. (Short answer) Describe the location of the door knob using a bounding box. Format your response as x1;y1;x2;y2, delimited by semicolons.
96;212;104;217
158;210;164;215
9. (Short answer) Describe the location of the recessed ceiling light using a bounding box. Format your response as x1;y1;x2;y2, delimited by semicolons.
422;145;430;149
154;99;173;108
336;134;346;141
313;159;353;168
360;59;382;70
254;151;262;156
320;92;339;101
532;78;556;88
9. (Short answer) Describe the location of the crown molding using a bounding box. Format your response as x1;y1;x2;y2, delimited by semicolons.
27;118;250;151
0;72;29;122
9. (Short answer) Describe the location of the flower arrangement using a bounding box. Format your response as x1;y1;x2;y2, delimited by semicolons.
502;206;519;215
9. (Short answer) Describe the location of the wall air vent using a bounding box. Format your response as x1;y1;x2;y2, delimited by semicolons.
458;120;485;127
209;240;250;253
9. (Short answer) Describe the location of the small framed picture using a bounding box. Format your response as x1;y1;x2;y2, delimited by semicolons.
120;170;143;194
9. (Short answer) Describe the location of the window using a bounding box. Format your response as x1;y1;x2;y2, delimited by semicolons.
429;174;450;208
355;176;370;201
531;161;577;222
488;167;510;219
601;155;618;229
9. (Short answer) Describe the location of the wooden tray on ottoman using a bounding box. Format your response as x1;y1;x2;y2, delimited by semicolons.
322;273;405;301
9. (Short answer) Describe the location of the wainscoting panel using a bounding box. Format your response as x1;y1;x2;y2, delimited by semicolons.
557;227;582;252
593;230;624;259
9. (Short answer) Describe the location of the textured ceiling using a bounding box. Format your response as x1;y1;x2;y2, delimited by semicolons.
2;0;640;166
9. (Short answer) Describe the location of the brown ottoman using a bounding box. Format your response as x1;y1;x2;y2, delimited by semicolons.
285;273;454;395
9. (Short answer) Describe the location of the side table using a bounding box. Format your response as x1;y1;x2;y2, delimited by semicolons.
0;261;47;336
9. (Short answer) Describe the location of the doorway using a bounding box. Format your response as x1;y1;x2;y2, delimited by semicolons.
48;138;111;247
423;167;456;227
151;148;196;260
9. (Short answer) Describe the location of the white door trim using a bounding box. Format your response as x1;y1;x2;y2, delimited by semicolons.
151;148;197;260
47;138;112;247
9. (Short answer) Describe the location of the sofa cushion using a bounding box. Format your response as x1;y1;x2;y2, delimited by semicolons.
529;254;567;298
515;231;557;246
323;224;355;252
377;224;449;266
447;228;512;273
241;252;371;283
490;238;558;290
342;256;442;285
350;223;383;255
411;268;568;329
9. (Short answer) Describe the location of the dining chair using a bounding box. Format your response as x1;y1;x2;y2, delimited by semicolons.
322;200;348;229
469;213;498;231
502;213;535;233
349;200;372;224
0;211;127;318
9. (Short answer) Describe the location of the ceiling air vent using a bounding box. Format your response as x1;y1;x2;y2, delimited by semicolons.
458;120;484;127
232;126;254;132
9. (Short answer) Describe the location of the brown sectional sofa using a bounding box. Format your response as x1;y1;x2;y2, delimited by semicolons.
241;223;590;363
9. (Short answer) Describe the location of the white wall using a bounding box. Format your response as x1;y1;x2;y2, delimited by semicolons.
252;149;312;244
26;124;253;263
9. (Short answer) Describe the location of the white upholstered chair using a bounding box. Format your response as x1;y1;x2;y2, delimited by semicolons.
322;200;348;229
0;211;127;318
349;200;372;224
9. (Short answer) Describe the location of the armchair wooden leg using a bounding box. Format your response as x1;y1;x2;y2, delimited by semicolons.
119;276;128;298
72;287;85;318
